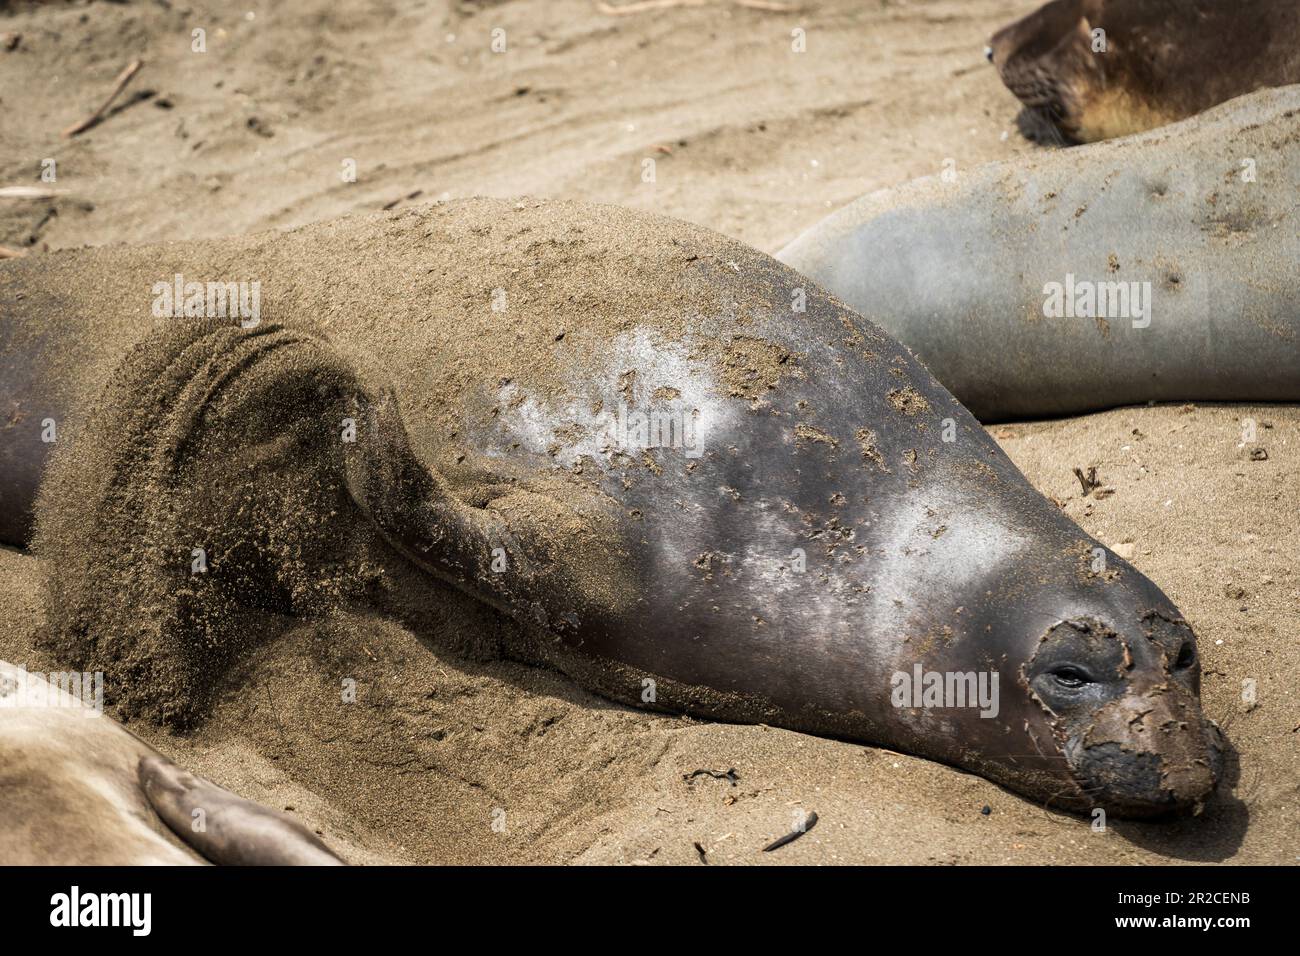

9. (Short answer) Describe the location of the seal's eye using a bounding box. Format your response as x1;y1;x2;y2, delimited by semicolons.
1050;666;1092;689
984;45;994;63
1173;642;1196;670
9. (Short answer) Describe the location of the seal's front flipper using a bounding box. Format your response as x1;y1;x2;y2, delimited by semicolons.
139;754;345;866
341;389;524;601
341;388;634;643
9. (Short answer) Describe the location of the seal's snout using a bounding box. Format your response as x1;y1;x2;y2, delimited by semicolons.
1024;616;1224;817
1065;685;1225;818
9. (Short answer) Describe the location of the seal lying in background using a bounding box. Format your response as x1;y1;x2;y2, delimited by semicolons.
0;198;1223;819
0;661;344;864
779;86;1300;421
987;0;1300;143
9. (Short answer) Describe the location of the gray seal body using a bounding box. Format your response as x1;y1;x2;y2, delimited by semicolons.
778;86;1300;421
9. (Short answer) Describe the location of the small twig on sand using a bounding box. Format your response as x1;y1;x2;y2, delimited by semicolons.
263;681;293;755
761;809;819;852
598;0;706;14
598;0;795;12
0;186;68;200
0;246;28;260
62;58;145;138
1072;466;1101;496
381;189;424;211
683;767;739;785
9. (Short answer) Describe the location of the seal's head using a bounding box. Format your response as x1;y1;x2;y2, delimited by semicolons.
1023;610;1225;817
985;0;1187;143
986;0;1095;73
984;0;1110;143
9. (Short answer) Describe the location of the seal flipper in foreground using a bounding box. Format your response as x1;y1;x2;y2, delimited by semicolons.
0;661;344;864
139;755;344;866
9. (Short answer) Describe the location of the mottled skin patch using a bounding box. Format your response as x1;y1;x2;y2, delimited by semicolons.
887;386;930;416
718;336;803;402
854;427;889;472
794;423;839;447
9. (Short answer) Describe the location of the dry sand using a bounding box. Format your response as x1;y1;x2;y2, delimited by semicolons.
0;0;1296;864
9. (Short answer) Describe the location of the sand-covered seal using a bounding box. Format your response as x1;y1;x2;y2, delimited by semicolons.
987;0;1300;143
779;86;1300;421
0;661;344;864
0;198;1223;817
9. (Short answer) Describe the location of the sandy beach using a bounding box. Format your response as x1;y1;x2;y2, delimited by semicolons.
0;0;1295;864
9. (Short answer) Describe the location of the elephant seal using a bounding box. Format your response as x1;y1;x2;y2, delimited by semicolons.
0;661;344;864
0;198;1223;817
779;85;1300;421
987;0;1300;143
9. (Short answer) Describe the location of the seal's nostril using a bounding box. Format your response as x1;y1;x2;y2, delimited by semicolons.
1174;642;1196;670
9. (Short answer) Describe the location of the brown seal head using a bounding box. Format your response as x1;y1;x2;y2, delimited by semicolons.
987;0;1300;143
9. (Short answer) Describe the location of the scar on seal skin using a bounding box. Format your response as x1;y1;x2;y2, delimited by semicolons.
986;0;1300;143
